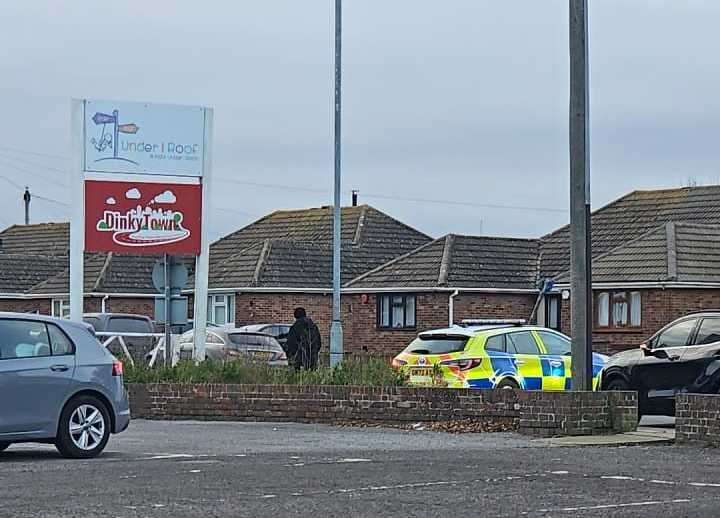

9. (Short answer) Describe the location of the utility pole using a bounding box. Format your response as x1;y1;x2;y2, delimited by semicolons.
164;254;172;366
569;0;593;390
329;0;344;367
23;187;31;225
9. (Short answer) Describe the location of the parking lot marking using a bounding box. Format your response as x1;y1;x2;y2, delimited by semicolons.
146;454;195;460
533;499;691;514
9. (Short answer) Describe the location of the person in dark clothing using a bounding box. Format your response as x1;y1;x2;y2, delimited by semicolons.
280;307;321;370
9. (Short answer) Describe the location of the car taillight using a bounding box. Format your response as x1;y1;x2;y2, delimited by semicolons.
391;358;407;369
440;358;482;371
112;361;124;377
276;351;287;361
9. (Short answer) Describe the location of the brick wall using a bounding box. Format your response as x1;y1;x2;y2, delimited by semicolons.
234;292;536;358
517;390;638;437
0;298;51;314
676;394;720;446
127;384;637;437
560;288;720;355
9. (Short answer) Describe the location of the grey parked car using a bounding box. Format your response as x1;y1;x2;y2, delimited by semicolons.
177;329;288;366
235;323;292;347
0;313;130;458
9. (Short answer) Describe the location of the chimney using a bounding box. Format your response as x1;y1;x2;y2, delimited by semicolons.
351;190;359;207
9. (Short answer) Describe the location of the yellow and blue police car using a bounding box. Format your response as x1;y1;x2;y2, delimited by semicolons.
391;320;607;390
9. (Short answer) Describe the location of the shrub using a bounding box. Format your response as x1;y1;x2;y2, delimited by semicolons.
124;357;407;387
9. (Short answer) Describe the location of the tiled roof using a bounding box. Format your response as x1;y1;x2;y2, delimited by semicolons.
347;235;539;290
0;254;68;293
540;186;720;278
0;222;69;256
555;222;720;284
207;205;432;289
0;205;432;293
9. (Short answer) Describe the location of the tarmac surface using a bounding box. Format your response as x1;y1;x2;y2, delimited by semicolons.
1;418;718;517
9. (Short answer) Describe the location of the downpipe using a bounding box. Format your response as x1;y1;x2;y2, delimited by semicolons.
448;290;460;326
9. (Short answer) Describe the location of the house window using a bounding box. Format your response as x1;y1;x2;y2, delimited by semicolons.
596;291;641;329
207;294;235;325
377;294;416;330
51;299;70;319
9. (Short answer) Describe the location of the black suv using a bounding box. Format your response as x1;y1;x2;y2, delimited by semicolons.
601;311;720;417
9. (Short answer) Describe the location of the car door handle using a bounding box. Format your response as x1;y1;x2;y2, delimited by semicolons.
515;359;526;365
50;364;69;372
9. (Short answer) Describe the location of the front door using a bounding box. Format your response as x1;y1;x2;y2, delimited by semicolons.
632;317;699;415
0;319;76;435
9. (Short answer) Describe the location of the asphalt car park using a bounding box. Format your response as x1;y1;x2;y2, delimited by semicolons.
0;419;717;518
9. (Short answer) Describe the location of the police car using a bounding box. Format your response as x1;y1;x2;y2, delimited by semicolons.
391;320;607;390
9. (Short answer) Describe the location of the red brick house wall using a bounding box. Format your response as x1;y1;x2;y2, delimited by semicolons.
560;288;720;355
0;298;52;314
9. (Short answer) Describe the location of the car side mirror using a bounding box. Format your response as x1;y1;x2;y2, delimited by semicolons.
651;348;670;360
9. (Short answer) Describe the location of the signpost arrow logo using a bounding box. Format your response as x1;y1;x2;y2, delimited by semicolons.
92;112;116;125
118;123;139;134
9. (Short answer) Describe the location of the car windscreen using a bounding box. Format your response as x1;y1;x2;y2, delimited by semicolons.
405;334;469;355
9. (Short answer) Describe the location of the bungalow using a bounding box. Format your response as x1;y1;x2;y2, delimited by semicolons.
1;185;719;357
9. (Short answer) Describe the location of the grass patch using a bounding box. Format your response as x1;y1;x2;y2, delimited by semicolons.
124;357;407;387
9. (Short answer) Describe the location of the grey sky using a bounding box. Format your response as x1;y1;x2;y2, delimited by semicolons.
1;1;719;241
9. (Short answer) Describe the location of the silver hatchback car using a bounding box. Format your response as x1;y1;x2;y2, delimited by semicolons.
0;313;130;458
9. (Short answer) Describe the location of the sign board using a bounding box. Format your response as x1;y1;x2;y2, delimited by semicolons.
83;99;205;177
154;296;189;326
84;179;202;255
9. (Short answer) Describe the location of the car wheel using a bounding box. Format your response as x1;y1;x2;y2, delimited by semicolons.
0;442;10;452
55;396;111;459
605;378;630;391
496;378;520;390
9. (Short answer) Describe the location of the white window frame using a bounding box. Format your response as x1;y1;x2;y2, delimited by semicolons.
596;291;641;329
207;293;235;326
51;298;71;319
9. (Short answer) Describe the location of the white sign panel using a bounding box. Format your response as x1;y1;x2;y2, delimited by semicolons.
83;99;206;177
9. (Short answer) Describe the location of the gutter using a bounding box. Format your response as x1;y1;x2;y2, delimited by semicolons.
552;282;720;290
448;289;460;326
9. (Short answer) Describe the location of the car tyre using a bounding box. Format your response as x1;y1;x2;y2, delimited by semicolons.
55;395;111;459
0;442;10;452
496;378;520;390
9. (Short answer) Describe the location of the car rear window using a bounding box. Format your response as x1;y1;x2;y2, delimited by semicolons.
83;317;101;331
107;317;152;334
405;335;469;355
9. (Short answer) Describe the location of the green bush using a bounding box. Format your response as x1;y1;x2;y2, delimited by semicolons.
124;357;407;387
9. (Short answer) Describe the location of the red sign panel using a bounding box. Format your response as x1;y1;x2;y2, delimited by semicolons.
85;180;202;255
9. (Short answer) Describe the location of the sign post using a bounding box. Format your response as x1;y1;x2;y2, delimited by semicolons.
72;99;212;365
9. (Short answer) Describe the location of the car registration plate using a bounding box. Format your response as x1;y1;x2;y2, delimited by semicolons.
410;367;434;377
249;351;273;361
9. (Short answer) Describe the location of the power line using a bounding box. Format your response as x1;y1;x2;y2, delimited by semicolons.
0;145;70;162
33;193;70;207
0;152;71;176
0;156;69;190
0;174;25;191
212;206;258;218
215;177;566;214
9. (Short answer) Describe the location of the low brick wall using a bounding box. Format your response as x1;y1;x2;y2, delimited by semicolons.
518;391;638;437
676;394;720;445
127;384;637;437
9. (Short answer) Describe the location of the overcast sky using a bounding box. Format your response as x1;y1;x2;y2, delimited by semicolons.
1;1;719;241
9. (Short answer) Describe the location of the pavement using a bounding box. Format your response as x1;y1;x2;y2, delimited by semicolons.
1;418;717;518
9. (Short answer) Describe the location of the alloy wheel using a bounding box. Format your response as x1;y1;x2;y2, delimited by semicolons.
69;404;105;451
